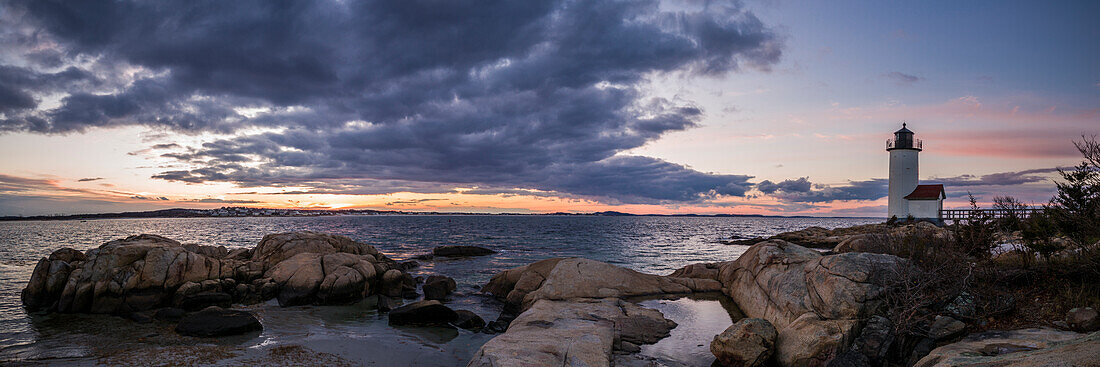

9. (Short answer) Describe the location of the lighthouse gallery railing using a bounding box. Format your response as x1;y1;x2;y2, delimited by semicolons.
886;138;922;150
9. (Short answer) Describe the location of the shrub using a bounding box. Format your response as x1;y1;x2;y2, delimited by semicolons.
1020;208;1063;263
870;228;973;334
951;193;996;258
1048;136;1100;248
992;195;1028;232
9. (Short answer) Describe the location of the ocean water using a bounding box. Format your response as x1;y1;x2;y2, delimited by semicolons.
0;215;876;365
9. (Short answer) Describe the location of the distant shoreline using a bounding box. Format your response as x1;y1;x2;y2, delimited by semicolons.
0;207;872;222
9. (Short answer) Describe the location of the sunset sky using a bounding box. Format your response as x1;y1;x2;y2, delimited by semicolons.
1;0;1097;217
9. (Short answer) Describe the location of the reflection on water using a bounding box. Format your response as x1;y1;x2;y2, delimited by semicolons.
0;215;874;365
631;294;745;366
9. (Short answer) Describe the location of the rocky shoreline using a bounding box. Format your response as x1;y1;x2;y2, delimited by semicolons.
20;227;1100;366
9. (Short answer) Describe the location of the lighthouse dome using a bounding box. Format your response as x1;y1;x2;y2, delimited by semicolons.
894;123;913;134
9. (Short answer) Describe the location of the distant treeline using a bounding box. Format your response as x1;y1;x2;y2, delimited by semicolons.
0;208;832;222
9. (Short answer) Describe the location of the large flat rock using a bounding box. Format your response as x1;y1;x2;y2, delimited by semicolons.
914;328;1100;367
467;298;676;367
482;257;721;311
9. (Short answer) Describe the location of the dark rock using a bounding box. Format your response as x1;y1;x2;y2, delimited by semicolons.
175;306;263;337
316;266;368;304
719;237;765;246
21;258;64;311
619;341;641;354
485;320;509;334
399;261;419;271
376;295;400;312
1067;307;1099;332
128;311;154;324
452;310;485;330
710;318;776;367
235;261;264;282
259;281;278;299
24;234;219;315
277;287;314;307
48;248;86;262
121;290;166;312
1053;320;1071;330
668;263;720;279
220;278;236;290
412;254;434;261
977;343;1039;356
848;315;894;363
944;292;976;320
826;350;871;367
226;248;252;260
153;307;186;321
183;243;228;259
423;275;457;301
431;245;496;257
388;300;457;327
234;283;250;296
380;269;416;298
176;291;232;311
906;337;936;366
929;315;967;340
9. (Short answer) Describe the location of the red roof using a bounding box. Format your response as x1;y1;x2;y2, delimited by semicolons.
905;184;946;200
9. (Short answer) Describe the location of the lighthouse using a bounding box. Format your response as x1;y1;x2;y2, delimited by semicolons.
885;123;947;222
887;123;921;219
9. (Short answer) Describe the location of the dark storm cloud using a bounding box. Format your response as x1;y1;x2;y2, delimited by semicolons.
757;177;889;203
2;0;783;204
0;65;96;114
930;168;1059;187
755;180;779;194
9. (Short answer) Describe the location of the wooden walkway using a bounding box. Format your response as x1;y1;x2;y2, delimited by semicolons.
940;208;1043;221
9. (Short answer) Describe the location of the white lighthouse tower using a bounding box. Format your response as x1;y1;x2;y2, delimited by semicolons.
887;123;921;219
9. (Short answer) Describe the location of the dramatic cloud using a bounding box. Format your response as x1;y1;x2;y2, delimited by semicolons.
0;65;97;113
929;168;1059;187
760;178;889;203
0;0;782;204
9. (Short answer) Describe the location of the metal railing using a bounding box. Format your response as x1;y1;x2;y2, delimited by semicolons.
887;138;922;150
940;208;1043;221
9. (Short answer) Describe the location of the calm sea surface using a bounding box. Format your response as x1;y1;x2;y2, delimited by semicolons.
0;215;876;365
